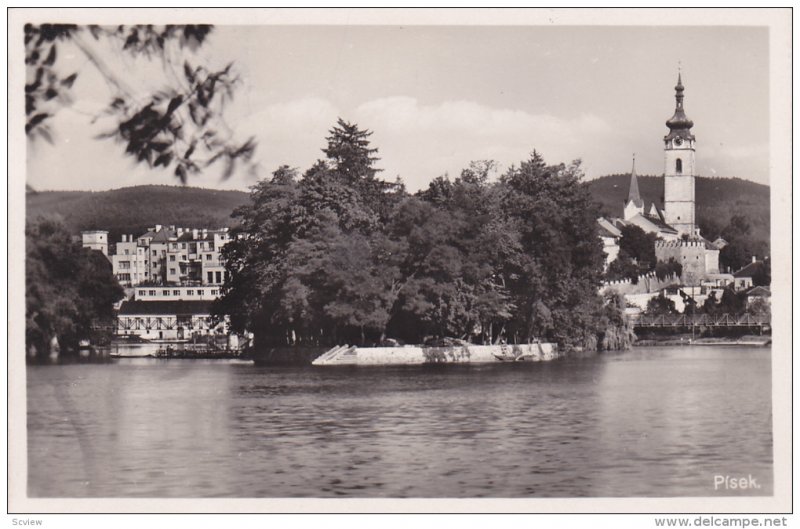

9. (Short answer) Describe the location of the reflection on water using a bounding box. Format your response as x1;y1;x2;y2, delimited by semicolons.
27;346;772;497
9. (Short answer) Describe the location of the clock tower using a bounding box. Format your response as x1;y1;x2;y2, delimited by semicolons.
663;73;696;236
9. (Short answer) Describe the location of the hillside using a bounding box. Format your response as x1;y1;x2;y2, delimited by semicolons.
27;176;770;251
587;174;770;244
26;185;250;243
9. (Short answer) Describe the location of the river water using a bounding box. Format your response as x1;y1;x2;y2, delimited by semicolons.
26;345;773;498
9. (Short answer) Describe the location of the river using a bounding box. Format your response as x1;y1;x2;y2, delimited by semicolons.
26;345;773;498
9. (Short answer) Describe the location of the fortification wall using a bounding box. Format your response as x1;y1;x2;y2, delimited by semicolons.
600;272;680;296
655;240;708;285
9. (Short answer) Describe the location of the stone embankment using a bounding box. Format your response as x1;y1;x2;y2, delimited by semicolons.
311;343;560;366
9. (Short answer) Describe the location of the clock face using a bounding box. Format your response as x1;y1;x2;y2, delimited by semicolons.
674;138;683;146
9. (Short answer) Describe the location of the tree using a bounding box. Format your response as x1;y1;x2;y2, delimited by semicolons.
702;291;719;315
746;297;770;318
26;218;124;357
645;291;677;315
25;23;255;183
219;141;631;352
618;224;657;268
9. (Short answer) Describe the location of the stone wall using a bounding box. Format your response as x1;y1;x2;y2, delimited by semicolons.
600;272;680;296
312;343;560;366
655;240;709;285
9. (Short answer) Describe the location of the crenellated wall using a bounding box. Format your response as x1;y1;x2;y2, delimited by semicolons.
600;272;680;296
655;240;718;285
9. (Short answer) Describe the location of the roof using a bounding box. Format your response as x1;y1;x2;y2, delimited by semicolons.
746;286;771;297
665;73;696;141
597;217;622;238
627;213;678;235
626;157;643;208
118;300;214;316
733;260;765;278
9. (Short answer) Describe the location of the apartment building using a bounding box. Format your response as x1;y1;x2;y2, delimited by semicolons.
111;225;231;288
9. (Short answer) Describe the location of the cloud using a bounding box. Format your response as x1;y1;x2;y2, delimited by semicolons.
352;96;613;189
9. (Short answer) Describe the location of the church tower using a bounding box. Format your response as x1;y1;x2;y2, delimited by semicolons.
663;73;696;235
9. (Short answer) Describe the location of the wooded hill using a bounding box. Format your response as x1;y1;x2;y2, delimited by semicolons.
26;185;249;243
27;174;769;247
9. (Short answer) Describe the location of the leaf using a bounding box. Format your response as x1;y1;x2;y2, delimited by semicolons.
60;73;78;88
154;152;172;167
38;127;54;145
184;140;196;159
175;164;187;184
166;95;183;115
26;112;50;133
43;44;57;66
183;61;195;84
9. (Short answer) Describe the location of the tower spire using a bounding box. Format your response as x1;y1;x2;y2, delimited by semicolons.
665;70;694;141
627;153;643;207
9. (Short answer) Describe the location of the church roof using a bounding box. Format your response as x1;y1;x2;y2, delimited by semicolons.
665;73;696;141
626;155;644;208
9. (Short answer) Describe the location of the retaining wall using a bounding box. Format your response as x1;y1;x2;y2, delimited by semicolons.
312;343;560;366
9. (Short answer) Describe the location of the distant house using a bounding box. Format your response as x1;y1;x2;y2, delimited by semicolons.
596;217;621;269
81;230;109;259
733;258;768;291
116;299;227;341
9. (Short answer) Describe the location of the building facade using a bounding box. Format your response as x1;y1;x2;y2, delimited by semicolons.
81;230;109;257
111;225;231;288
116;300;227;341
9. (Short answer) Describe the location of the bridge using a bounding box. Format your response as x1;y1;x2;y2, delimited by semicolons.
631;313;770;332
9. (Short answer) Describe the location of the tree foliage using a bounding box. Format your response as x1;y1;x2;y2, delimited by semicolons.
645;291;677;315
26;218;124;357
217;123;628;352
25;23;255;183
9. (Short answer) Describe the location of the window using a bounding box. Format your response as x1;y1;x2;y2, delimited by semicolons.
187;290;194;296
207;271;214;283
149;290;156;296
197;290;204;296
181;243;186;249
169;268;176;275
216;271;222;284
163;290;170;296
138;290;146;296
676;158;683;174
206;254;212;260
211;290;217;296
124;249;130;255
173;290;180;296
170;255;176;262
152;250;157;256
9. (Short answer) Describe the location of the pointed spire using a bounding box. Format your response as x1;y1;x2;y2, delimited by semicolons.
627;154;643;207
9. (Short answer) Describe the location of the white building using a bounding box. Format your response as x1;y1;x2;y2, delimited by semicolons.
81;230;109;257
111;225;231;287
116;300;227;341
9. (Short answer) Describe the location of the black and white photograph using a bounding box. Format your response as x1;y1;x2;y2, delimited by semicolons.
7;7;792;520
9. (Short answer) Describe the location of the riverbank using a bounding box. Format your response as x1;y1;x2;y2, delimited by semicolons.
252;343;561;366
634;334;771;347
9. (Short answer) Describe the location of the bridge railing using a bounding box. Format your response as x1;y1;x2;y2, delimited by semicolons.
631;313;771;327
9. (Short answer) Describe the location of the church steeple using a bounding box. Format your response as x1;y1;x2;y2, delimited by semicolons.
627;154;643;207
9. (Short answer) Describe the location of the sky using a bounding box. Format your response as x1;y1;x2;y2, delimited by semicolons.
26;24;770;192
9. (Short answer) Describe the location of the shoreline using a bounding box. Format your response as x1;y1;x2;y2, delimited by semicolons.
634;337;771;347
